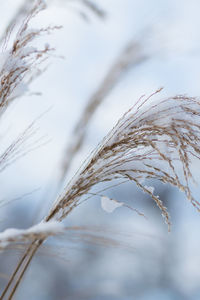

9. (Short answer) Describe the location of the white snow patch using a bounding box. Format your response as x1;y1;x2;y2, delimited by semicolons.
101;196;124;213
0;221;63;248
144;185;155;194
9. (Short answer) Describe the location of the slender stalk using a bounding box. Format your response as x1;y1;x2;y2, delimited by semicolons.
7;239;44;300
0;243;34;299
0;221;60;299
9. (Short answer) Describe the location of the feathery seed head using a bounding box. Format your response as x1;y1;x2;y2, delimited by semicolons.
47;89;200;230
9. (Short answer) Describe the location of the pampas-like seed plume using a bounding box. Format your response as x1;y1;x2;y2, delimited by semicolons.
46;89;200;230
0;0;59;116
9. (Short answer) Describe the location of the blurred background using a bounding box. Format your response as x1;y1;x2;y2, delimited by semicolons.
0;0;200;299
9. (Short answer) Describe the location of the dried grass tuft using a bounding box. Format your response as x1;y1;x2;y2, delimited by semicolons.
47;89;200;231
0;0;60;116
